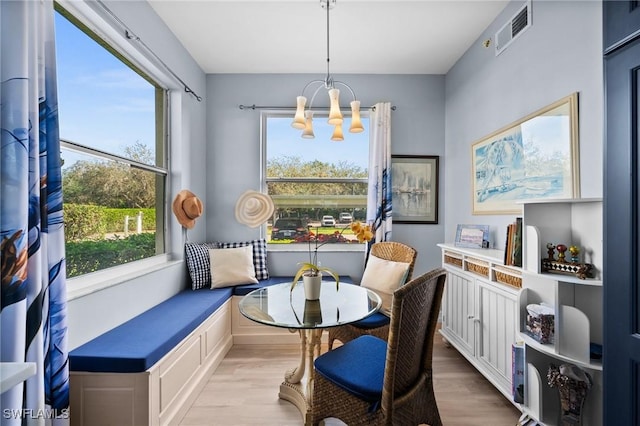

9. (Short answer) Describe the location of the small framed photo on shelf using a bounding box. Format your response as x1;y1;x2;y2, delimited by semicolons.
455;224;490;249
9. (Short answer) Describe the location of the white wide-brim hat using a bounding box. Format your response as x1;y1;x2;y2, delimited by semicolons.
235;190;274;228
172;189;203;229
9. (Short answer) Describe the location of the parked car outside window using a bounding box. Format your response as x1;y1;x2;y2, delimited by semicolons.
338;212;353;223
321;215;336;227
271;218;309;240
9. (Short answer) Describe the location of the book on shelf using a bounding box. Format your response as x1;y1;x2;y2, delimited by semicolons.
503;218;523;267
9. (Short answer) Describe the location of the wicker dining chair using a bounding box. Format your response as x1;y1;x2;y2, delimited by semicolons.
327;241;417;350
311;268;447;426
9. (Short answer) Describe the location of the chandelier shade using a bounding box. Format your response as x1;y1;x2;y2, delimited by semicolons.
302;110;315;139
349;100;364;133
291;0;359;141
292;96;307;129
331;122;344;141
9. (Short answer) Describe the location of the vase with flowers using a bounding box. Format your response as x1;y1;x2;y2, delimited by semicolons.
291;221;374;299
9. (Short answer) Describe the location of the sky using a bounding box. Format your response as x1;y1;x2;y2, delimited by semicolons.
55;12;156;168
55;11;369;171
267;116;370;170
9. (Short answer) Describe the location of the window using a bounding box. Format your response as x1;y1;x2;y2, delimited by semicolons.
263;112;369;245
55;6;167;278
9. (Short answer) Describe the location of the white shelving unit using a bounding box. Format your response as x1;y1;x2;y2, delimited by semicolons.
437;243;522;405
519;198;603;426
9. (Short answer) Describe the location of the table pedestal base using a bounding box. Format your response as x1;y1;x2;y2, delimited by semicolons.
278;328;323;426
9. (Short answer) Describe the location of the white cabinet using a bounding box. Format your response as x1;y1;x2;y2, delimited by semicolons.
518;199;603;426
438;244;521;403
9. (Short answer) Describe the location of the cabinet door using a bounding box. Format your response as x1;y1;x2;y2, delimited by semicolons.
476;280;518;394
604;36;640;424
603;0;640;51
442;269;475;356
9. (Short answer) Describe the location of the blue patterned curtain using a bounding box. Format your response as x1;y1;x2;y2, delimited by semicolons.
1;0;69;424
366;102;393;244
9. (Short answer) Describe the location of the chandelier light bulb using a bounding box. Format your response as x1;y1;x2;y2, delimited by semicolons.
292;96;307;129
349;100;364;133
302;110;315;139
327;88;343;125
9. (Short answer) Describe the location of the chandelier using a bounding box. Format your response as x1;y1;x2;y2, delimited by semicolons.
291;0;363;141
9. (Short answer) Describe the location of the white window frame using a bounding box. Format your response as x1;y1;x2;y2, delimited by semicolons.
260;110;369;253
55;1;182;300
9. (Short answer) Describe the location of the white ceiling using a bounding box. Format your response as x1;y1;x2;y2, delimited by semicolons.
148;0;510;75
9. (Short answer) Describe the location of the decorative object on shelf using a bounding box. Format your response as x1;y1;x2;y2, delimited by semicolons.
291;0;363;141
569;245;580;263
471;92;580;214
172;189;203;229
512;342;525;404
526;303;555;344
541;258;594;279
547;363;592;426
556;244;568;262
391;155;440;224
235;190;274;228
454;224;490;248
291;221;373;299
546;242;556;261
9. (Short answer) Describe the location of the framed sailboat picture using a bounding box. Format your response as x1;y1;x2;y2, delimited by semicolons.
471;92;580;214
391;155;439;224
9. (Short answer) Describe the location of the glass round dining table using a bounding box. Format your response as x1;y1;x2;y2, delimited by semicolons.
238;280;382;425
239;280;382;329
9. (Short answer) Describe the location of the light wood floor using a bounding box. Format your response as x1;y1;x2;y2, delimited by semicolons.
180;331;521;425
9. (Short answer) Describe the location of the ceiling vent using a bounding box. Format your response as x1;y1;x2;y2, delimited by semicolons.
495;0;532;56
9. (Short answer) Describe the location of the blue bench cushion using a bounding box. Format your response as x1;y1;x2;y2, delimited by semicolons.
69;288;233;373
69;275;355;374
314;335;387;403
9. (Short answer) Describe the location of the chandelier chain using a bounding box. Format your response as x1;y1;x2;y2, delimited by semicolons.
325;0;332;88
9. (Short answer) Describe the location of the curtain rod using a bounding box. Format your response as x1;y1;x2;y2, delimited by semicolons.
238;104;396;111
95;0;202;102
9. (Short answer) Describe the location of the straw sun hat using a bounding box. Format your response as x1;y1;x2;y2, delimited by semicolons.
172;189;203;229
235;190;274;228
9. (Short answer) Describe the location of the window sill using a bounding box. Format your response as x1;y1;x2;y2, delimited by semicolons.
67;255;182;301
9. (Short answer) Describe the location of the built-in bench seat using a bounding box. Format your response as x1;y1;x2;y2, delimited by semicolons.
69;276;348;426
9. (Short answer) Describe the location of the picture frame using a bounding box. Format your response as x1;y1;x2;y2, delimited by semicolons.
471;92;580;215
455;224;490;249
391;155;439;224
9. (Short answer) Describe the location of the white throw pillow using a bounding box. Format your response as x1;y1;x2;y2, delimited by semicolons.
360;255;411;316
209;245;258;288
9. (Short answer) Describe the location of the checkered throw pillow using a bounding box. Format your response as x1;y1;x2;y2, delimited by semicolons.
185;242;220;289
218;239;269;280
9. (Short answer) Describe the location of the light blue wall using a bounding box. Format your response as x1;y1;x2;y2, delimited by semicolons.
65;0;207;349
206;74;446;280
444;0;603;246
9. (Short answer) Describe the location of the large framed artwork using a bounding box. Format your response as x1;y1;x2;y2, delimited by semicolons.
391;155;439;224
471;92;580;215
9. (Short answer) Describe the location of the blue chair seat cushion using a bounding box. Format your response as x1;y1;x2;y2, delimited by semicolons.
314;335;387;402
69;288;233;373
350;311;390;329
